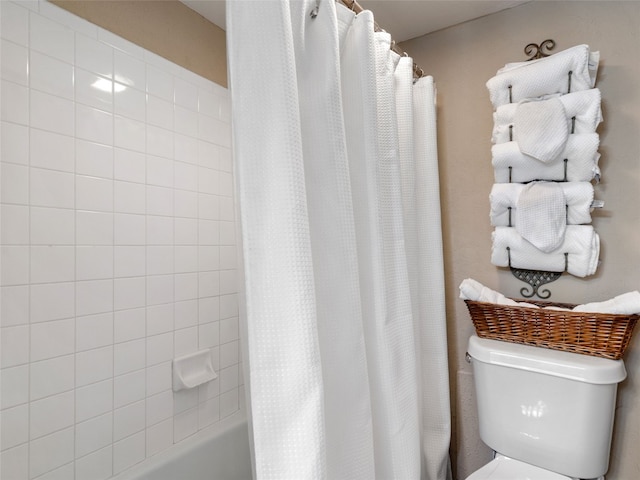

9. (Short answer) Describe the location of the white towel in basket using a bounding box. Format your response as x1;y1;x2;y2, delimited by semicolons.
491;225;600;277
486;44;599;108
461;278;640;315
572;291;640;315
458;278;539;308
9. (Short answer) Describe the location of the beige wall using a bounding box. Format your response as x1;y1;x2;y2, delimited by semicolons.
52;0;228;87
403;1;640;478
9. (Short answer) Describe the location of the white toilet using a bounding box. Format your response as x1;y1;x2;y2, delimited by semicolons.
466;335;627;480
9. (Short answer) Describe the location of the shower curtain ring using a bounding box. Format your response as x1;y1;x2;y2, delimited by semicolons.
310;0;320;18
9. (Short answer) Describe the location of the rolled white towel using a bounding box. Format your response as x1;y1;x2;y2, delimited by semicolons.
459;278;539;308
491;225;600;277
487;44;599;108
573;291;640;315
490;182;595;227
492;133;600;183
492;89;603;144
544;306;572;311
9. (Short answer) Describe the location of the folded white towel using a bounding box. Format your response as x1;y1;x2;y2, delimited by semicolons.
492;133;600;183
490;182;595;227
487;45;599;108
515;182;567;253
572;291;640;315
492;89;602;144
514;97;569;163
458;278;539;308
491;225;600;277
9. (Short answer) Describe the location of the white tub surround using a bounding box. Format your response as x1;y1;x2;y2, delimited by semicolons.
0;2;241;479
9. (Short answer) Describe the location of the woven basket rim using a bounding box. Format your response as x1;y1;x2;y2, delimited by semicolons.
463;298;640;319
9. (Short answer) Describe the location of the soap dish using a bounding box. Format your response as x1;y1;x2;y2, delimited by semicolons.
172;349;218;391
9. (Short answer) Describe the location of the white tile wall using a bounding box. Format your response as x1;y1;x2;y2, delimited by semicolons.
0;2;242;479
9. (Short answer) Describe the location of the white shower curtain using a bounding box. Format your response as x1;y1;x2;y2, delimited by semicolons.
227;1;451;479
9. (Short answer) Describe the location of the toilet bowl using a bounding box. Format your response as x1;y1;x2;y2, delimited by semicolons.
465;335;626;480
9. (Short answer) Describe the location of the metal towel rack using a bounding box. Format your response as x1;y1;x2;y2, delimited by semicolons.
507;39;568;298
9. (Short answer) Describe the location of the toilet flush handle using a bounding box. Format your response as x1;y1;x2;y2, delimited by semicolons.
465;352;472;364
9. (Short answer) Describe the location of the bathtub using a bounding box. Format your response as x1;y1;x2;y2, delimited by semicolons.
113;410;253;480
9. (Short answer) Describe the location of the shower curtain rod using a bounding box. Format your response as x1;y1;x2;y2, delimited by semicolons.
337;0;425;79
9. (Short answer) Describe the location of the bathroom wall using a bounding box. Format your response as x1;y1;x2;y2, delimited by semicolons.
49;0;228;88
403;1;640;478
5;1;638;479
0;1;241;479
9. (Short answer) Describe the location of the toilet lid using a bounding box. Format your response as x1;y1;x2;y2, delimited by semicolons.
466;455;571;480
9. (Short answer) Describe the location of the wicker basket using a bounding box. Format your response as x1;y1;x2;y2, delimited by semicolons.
465;299;639;360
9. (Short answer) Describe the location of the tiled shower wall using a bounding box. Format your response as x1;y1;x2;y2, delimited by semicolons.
0;2;242;479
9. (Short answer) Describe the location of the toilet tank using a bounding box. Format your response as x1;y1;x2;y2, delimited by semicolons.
467;335;626;479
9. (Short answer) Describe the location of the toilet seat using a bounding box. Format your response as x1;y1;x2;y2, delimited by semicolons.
466;454;571;480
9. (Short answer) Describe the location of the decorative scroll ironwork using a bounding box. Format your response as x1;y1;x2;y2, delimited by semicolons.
510;267;562;299
524;39;556;61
